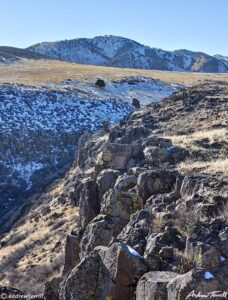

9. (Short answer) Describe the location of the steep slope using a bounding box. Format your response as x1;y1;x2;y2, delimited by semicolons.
28;35;228;72
0;82;227;297
0;77;179;234
0;82;130;234
0;46;50;64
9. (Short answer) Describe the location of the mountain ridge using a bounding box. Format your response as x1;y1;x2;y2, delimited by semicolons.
27;35;228;73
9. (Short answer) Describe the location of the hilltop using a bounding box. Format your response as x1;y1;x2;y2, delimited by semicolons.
28;35;228;73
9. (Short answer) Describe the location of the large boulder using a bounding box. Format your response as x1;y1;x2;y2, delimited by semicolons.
101;188;143;226
60;251;107;300
185;239;221;269
114;174;137;192
96;169;120;201
137;170;177;201
95;78;105;88
80;214;122;257
78;178;99;229
144;227;185;270
63;235;81;275
118;209;151;255
59;242;147;300
99;242;148;300
136;271;180;300
143;146;169;164
96;143;143;171
167;265;228;300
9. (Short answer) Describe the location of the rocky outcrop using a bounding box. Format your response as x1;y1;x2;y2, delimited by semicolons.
136;271;180;300
13;82;227;299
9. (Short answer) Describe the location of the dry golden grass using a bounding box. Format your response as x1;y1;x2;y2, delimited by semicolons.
166;128;227;149
0;59;228;86
0;176;79;294
166;128;228;175
178;159;228;174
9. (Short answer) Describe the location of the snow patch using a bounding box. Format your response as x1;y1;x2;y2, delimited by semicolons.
126;245;142;258
204;272;214;280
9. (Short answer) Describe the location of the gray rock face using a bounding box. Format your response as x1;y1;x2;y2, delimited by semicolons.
137;170;177;201
80;214;121;257
101;188;143;226
63;235;81;275
59;242;147;300
97;169;120;201
78;179;99;229
167;265;228;300
136;271;180;300
97;143;143;171
118;209;151;255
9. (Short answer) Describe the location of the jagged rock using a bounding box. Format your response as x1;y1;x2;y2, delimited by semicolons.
97;143;143;171
132;98;140;109
185;219;228;261
114;126;150;144
136;271;180;300
180;176;203;199
137;170;177;201
128;167;147;176
118;209;151;255
97;169;120;201
167;265;228;300
59;242;147;300
60;251;106;300
186;241;221;268
63;235;81;275
101;188;143;226
80;214;122;257
98;242;148;299
78;178;99;229
144;227;185;266
114;174;137;192
159;246;174;259
143;146;169;164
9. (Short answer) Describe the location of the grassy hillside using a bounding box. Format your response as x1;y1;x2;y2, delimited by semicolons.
0;59;228;86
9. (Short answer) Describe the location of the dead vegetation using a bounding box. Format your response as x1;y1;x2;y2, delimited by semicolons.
0;176;78;294
0;59;228;86
177;158;228;174
166;128;228;175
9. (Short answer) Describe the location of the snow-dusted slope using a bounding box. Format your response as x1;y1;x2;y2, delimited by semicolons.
0;46;49;64
0;77;180;220
0;83;128;217
27;36;228;73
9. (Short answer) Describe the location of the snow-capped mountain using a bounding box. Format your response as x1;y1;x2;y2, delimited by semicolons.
27;35;228;73
0;77;180;232
214;54;228;68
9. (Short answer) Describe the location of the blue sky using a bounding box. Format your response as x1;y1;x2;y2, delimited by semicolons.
0;0;227;55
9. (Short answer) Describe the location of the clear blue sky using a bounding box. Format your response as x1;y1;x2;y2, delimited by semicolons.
0;0;227;55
